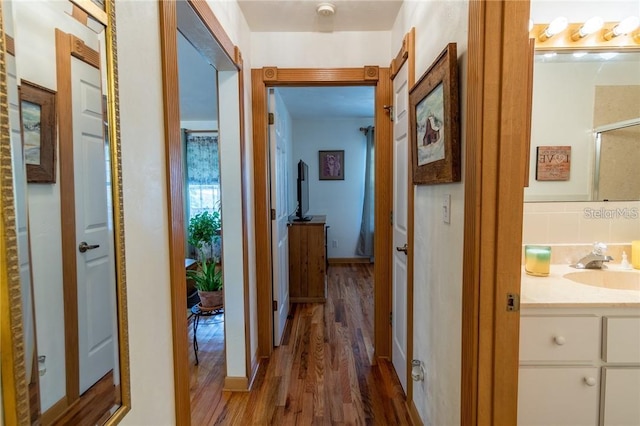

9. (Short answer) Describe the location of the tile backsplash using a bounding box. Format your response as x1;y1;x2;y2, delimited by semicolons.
523;201;640;245
522;201;639;265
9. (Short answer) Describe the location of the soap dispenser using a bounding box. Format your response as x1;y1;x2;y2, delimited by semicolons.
620;251;632;270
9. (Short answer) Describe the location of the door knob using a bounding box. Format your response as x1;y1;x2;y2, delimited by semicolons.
396;244;408;254
78;241;100;253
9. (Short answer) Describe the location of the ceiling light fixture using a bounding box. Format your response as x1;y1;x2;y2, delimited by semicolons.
539;17;568;42
316;2;336;17
571;16;604;40
603;16;640;40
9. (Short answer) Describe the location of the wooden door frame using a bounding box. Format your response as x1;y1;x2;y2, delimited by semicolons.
251;67;393;359
389;28;419;420
461;0;530;424
159;1;250;424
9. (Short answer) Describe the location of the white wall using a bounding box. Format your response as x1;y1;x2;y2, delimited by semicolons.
180;120;218;131
117;3;176;424
392;1;469;424
530;0;639;22
205;0;260;372
251;31;392;67
291;118;373;258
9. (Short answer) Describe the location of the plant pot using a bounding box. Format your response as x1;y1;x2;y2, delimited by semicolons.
197;289;223;310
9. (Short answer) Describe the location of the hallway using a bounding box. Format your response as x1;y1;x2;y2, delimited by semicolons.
190;263;411;424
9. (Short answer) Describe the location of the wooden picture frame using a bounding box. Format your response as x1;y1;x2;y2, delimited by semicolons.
319;150;344;180
410;43;460;184
19;80;57;183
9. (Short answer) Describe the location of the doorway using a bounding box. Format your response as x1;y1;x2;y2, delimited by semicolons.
268;85;376;348
159;1;251;424
251;67;393;361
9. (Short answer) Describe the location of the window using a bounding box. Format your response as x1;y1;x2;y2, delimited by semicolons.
185;131;220;220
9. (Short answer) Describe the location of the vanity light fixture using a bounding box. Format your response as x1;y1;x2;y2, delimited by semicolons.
571;16;604;40
603;16;640;40
539;17;568;42
316;2;336;17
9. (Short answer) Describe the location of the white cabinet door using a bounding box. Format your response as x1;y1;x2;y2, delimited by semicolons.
518;367;599;426
601;367;640;426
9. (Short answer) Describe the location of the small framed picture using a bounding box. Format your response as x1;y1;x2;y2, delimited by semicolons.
536;146;571;181
319;150;344;180
19;80;57;183
410;43;460;185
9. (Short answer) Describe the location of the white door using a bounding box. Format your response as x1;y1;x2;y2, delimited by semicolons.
269;88;290;346
392;61;410;392
72;56;117;394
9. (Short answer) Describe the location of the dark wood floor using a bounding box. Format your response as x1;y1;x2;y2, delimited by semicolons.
189;263;411;425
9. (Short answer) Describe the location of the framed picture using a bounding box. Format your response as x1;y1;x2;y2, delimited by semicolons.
19;80;57;183
319;150;344;180
536;146;571;181
409;43;460;185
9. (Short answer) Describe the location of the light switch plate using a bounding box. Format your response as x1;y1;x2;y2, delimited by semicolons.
443;194;451;224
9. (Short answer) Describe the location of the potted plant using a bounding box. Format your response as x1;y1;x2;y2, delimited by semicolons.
187;207;223;309
186;259;223;309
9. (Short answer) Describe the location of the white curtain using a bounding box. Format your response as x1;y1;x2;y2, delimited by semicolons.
356;126;374;259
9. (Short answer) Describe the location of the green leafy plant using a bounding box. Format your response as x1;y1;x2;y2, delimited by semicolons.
188;206;221;261
186;259;223;292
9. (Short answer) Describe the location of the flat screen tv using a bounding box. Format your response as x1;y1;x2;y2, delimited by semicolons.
295;160;311;221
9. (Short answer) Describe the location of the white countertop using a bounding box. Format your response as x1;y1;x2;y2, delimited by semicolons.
521;264;640;308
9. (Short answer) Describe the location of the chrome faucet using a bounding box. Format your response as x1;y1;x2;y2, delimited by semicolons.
571;242;613;269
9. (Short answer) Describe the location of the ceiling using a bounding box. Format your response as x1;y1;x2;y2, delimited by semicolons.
237;0;403;32
178;0;394;122
277;86;374;118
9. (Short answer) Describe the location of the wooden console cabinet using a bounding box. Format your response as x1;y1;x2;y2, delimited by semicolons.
288;215;327;303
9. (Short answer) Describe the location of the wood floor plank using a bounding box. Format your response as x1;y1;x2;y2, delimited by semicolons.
189;263;412;425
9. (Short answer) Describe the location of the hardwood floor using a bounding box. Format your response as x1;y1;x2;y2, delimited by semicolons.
189;263;411;425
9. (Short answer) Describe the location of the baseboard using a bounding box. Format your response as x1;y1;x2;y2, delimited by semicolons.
247;350;260;390
41;396;68;425
408;399;423;426
328;257;372;264
223;376;250;392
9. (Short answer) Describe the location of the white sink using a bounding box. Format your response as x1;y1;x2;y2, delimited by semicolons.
563;270;640;291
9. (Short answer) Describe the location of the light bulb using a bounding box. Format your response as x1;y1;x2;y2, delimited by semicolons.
571;16;604;40
604;16;640;40
539;17;568;41
528;19;534;32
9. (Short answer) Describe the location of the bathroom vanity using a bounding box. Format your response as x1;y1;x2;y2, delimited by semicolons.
518;265;640;426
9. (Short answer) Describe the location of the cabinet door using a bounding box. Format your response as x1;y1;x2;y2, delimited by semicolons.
306;224;325;298
601;367;640;426
518;367;599;426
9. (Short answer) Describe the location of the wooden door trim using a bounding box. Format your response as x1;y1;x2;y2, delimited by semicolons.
56;28;81;404
251;67;393;359
158;3;190;424
390;27;418;418
159;1;249;424
461;1;530;424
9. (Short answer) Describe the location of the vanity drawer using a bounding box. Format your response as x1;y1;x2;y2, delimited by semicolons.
518;366;599;426
603;317;640;363
520;315;599;363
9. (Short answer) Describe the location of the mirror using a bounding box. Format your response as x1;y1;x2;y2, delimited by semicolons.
524;50;640;202
0;0;130;424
